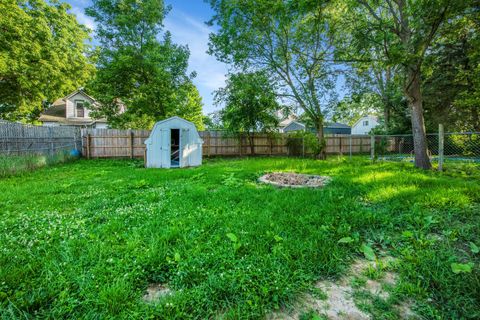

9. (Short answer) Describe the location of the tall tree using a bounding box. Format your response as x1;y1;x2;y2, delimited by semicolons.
167;82;205;130
207;0;337;159
0;0;94;121
215;72;281;155
423;4;480;132
86;0;202;129
334;0;469;169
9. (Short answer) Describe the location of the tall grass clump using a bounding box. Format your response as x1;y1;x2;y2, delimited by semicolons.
0;150;78;178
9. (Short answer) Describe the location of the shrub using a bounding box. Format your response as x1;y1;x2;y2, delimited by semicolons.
285;131;323;158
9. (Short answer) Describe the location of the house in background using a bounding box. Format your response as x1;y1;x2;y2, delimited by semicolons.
324;122;351;135
351;115;380;135
39;89;109;128
282;121;306;133
278;113;299;132
279;116;351;135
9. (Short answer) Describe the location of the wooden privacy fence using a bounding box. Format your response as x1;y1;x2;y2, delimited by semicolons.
81;129;150;158
81;128;374;158
0;120;81;155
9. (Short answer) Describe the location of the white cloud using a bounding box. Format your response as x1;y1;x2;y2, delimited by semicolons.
70;6;96;31
164;10;228;112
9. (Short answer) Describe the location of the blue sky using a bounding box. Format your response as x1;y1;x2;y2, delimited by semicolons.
66;0;228;114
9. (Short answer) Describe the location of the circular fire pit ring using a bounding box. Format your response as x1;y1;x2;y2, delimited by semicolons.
258;172;331;188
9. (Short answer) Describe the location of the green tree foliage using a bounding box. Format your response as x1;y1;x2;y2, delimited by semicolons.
86;0;203;129
0;0;95;121
167;82;205;130
207;0;337;159
423;5;480;132
333;0;470;169
215;72;281;154
340;62;407;133
332;93;382;127
202;112;224;130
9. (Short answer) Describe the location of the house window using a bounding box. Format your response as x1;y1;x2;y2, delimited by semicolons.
76;101;85;118
363;120;369;126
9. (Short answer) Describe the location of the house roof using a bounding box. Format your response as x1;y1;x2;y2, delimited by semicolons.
278;114;298;127
283;121;306;131
352;115;379;128
64;88;97;102
40;104;65;118
39;89;105;125
325;122;351;129
52;98;66;107
38;114;107;125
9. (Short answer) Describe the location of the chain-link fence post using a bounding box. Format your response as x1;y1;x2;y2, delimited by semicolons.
438;124;444;171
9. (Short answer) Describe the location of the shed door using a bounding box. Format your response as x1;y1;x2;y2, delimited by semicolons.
180;128;189;167
160;129;170;168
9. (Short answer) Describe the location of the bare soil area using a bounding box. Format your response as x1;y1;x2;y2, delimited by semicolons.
259;172;331;188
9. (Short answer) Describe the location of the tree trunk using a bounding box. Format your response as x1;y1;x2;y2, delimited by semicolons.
249;132;255;155
405;68;431;169
314;118;327;160
383;100;391;132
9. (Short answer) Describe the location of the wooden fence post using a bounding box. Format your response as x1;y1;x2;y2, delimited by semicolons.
339;136;343;156
370;135;375;160
269;136;273;156
144;148;147;167
130;130;134;159
438;124;444;171
239;133;242;157
302;135;305;157
73;129;78;151
349;135;352;159
204;131;210;157
87;133;91;159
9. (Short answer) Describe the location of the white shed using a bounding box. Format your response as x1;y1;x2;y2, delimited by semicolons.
144;117;203;168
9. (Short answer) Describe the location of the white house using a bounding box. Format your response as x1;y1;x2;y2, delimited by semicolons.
351;115;380;135
282;121;306;133
39;89;112;128
144;116;203;168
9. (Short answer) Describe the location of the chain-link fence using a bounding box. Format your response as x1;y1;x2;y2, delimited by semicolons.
372;131;480;164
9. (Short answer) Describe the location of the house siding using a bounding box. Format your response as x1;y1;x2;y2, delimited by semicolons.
352;116;380;135
66;92;94;118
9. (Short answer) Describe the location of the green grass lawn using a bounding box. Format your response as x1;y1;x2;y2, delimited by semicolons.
0;157;479;319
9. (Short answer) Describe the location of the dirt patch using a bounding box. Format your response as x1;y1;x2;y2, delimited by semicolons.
142;283;172;303
269;256;414;319
258;172;331;188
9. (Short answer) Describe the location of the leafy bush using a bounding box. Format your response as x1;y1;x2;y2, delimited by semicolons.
374;136;389;158
285;131;324;158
